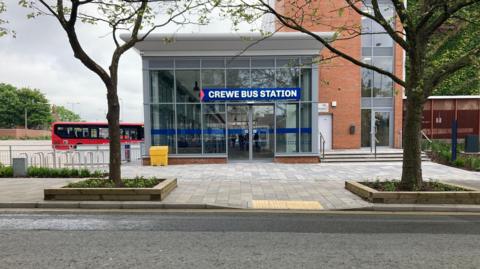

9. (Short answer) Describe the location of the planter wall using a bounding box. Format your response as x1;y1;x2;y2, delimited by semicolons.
44;178;177;201
345;181;480;204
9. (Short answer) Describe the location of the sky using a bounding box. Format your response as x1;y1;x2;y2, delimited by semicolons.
0;1;257;122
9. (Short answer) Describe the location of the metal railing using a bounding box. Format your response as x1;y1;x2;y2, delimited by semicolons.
421;130;433;152
319;132;326;159
0;143;142;170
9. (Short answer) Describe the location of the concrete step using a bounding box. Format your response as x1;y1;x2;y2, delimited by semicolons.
322;151;430;163
322;158;431;163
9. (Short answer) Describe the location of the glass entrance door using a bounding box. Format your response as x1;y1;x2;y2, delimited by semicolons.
374;111;390;147
252;105;274;159
227;105;274;161
227;105;250;160
361;109;391;148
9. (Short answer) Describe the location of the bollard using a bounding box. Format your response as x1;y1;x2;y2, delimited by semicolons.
12;158;28;177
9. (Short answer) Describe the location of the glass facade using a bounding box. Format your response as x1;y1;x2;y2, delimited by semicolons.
148;56;316;157
361;0;395;147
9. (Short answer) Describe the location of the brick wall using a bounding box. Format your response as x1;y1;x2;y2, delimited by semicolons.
277;0;404;149
0;129;50;139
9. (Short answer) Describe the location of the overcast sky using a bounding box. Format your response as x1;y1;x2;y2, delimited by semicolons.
0;1;255;122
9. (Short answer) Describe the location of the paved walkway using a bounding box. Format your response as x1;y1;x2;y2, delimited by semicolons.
122;161;480;181
0;162;478;210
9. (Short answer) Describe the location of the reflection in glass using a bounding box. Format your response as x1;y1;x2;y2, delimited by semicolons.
227;69;250;88
300;103;312;152
203;104;226;154
227;106;250;160
276;68;299;88
150;70;174;103
151;104;176;152
176;103;201;153
251;69;275;88
361;109;372;147
202;69;225;89
252;105;274;159
276;103;299;153
176;70;201;102
301;68;312;101
375;112;390;146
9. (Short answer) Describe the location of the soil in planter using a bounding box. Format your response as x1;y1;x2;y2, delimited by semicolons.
65;177;162;188
362;181;469;192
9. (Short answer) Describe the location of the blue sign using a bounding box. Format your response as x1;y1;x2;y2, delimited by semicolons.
200;88;301;102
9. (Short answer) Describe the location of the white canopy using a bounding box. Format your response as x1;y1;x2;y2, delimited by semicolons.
121;32;334;57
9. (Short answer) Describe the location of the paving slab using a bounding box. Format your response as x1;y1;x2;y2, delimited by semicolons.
0;161;478;210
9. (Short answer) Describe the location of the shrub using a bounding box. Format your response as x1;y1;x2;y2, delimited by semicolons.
26;167;106;178
65;177;160;188
0;164;13;177
452;158;466;167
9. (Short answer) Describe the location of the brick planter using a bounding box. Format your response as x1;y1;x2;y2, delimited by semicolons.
345;181;480;204
44;178;177;201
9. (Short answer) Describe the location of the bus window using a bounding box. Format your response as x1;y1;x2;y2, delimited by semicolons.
90;128;98;138
99;128;109;139
82;128;89;138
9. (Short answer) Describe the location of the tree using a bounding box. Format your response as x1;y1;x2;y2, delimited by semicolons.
223;0;480;189
20;0;213;186
0;83;52;129
0;0;14;37
52;105;82;122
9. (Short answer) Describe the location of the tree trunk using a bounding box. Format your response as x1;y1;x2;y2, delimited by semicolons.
400;95;424;190
106;84;123;187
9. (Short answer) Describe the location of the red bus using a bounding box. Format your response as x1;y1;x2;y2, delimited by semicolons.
52;122;144;149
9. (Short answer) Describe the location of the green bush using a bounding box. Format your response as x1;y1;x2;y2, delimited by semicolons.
0;164;13;177
428;140;480;171
26;167;106;178
65;177;161;188
452;158;466;167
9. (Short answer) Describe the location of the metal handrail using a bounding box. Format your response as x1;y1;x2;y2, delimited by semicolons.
319;132;326;159
421;130;433;151
374;137;379;159
421;130;432;143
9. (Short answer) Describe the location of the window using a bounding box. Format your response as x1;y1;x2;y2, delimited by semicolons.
251;69;275;88
203;104;226;154
276;68;299;88
90;128;98;138
151;104;176;152
176;103;202;154
276;103;299;153
99;128;109;139
227;69;250;88
151;70;174;103
202;69;225;89
176;70;201;102
301;68;312;101
300;103;312;152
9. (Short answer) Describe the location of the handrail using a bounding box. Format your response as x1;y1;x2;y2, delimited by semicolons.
421;130;432;143
374;137;379;159
319;132;326;159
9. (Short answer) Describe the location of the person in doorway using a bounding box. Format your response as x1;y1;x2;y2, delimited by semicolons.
254;132;260;151
230;134;236;148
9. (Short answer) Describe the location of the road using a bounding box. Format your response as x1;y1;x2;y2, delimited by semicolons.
0;211;480;268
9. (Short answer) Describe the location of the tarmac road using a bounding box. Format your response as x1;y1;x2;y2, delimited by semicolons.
0;211;479;268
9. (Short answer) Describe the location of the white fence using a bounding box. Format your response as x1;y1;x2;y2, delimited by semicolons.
0;143;143;170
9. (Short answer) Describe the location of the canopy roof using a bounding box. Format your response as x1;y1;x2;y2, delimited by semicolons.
121;32;334;57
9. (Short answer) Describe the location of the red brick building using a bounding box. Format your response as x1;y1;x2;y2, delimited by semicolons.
275;0;404;150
